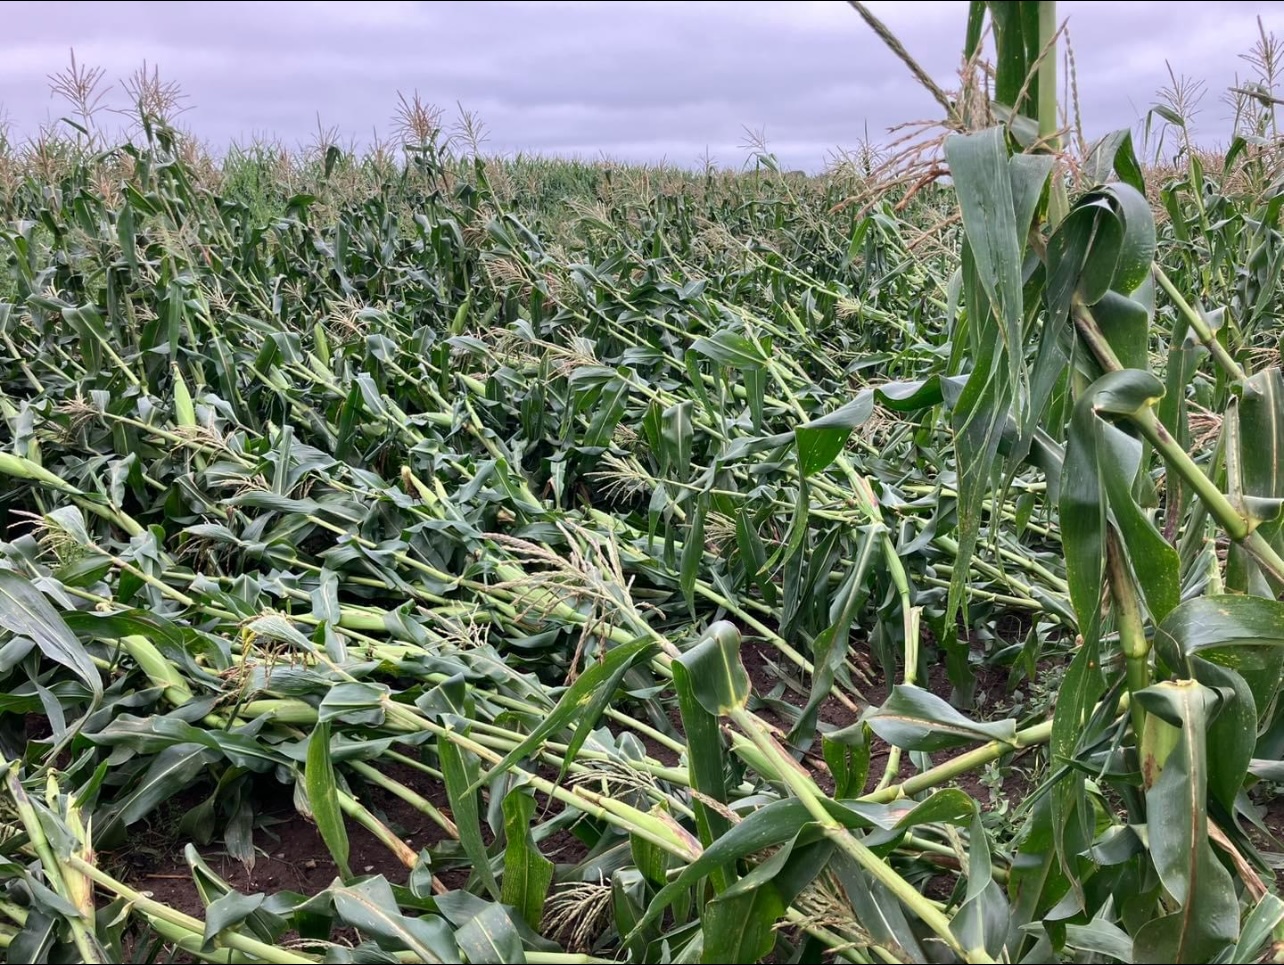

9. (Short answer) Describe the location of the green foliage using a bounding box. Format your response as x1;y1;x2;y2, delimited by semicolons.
0;7;1283;962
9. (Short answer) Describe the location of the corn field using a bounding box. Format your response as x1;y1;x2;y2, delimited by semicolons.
1;3;1284;962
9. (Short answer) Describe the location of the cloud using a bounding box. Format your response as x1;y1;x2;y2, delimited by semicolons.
1;1;1281;170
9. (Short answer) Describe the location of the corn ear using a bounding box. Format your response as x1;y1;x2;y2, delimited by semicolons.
0;451;81;493
1141;711;1182;790
171;364;196;428
120;635;194;707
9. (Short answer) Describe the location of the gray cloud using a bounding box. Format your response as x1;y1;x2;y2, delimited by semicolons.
2;1;1282;170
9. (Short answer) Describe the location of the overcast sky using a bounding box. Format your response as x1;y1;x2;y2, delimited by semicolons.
2;1;1282;170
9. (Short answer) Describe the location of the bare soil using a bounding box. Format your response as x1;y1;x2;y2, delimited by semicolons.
115;763;457;919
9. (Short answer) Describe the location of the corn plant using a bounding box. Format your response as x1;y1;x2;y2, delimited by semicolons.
0;6;1281;963
842;2;1284;961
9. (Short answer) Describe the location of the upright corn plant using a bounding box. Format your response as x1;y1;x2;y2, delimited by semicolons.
854;2;1284;960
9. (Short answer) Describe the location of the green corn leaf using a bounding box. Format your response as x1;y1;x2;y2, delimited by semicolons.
583;374;629;448
1238;368;1284;556
794;394;874;477
0;570;102;703
631;788;970;943
734;509;776;607
1099;183;1157;296
1188;658;1256;814
1153;594;1284;715
988;0;1040;116
1047;197;1121;322
1154;594;1284;811
862;685;1018;751
875;788;978;829
683;349;719;425
628;802;813;941
661;400;694;483
680;492;708;616
469;636;655;790
792;376;966;478
951;814;1009;961
440;731;500;899
1061;370;1177;633
789;531;875;749
1159;335;1199;531
316;681;390;726
614;869;656;961
945;128;1026;403
941;128;1051;629
1133;681;1239;963
1048;183;1155;327
833;853;927;962
9;910;58;963
454;903;525;964
61;605;188;652
964;1;987;60
185;845;287;944
823;730;870;799
745;362;766;431
1006;792;1072;952
500;786;553;929
106;742;221;831
1092;285;1154;373
699;885;783;964
201;891;267;950
1063;920;1136;962
304;721;351;880
673;648;734;890
328;877;458;962
715;833;801;902
847;216;871;263
90;714;283;772
1232;893;1284;963
1086;129;1147;194
676;621;750;717
1049;634;1104;902
692;329;769;368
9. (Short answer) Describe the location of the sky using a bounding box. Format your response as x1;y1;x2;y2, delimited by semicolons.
1;1;1282;171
